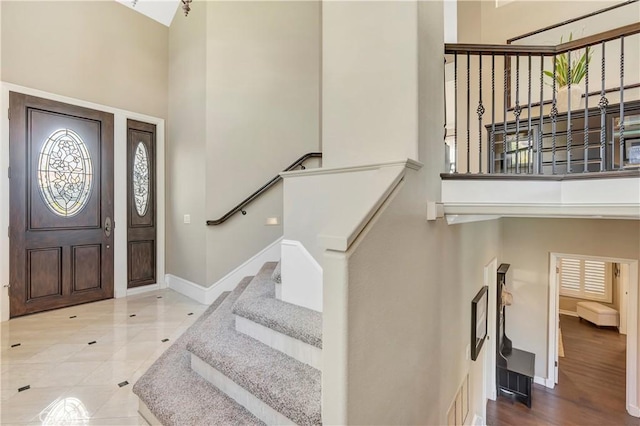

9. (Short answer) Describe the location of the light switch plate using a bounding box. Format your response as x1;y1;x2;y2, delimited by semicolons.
184;214;191;224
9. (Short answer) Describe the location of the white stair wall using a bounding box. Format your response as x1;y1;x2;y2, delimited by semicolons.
281;239;323;312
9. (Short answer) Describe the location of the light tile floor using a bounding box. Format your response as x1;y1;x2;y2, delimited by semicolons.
0;289;207;425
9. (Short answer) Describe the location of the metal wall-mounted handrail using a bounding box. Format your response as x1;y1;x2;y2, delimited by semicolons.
206;152;322;226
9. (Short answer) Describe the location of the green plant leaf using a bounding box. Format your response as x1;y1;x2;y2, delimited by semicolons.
543;35;592;88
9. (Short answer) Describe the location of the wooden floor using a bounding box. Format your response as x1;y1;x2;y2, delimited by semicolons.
487;315;638;426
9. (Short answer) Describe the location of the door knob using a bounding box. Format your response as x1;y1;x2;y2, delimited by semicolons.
105;217;112;237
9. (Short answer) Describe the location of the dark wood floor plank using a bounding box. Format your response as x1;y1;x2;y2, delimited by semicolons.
487;315;638;426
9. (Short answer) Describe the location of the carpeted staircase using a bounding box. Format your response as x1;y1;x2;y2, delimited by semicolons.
133;262;322;426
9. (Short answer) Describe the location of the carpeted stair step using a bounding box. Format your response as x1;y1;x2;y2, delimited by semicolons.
187;270;322;426
232;262;322;368
133;280;264;426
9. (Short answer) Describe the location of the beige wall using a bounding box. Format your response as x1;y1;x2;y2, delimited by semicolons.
166;0;207;285
203;1;320;285
328;172;501;425
1;1;168;119
418;1;447;200
165;1;321;286
322;1;501;423
501;218;640;377
456;1;625;44
322;1;419;168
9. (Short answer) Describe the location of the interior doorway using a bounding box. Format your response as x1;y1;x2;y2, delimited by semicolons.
548;253;639;417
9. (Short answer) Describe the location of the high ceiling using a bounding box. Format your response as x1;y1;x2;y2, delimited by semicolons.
115;0;180;27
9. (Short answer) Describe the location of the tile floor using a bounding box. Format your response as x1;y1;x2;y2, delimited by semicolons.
0;289;207;425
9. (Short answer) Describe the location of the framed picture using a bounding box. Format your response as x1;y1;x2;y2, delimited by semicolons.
471;286;489;361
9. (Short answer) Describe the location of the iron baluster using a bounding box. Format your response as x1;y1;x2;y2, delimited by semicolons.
514;55;521;174
527;54;533;174
503;54;508;173
539;55;544;174
598;42;608;171
478;55;485;173
584;46;590;173
619;36;625;170
567;49;572;173
466;52;471;173
454;54;458;173
491;54;496;174
551;54;558;174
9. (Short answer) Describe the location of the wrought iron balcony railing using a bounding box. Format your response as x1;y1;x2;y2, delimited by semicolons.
444;22;640;176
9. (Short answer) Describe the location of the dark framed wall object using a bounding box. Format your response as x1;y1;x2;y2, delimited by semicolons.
471;285;489;361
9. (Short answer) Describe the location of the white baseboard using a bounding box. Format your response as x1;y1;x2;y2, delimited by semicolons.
628;404;640;418
533;376;555;389
471;414;485;426
281;239;323;312
166;275;208;304
126;283;160;297
559;309;579;317
167;238;283;305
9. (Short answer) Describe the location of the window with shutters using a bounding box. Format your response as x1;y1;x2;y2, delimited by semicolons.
559;257;612;303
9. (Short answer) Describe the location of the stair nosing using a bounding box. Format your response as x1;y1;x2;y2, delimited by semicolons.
232;262;323;349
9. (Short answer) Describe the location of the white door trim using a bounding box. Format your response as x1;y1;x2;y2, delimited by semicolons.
484;257;498;404
549;252;639;417
0;82;166;321
619;263;629;335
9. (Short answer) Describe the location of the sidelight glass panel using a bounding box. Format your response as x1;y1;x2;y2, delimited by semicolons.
133;141;150;216
38;129;93;217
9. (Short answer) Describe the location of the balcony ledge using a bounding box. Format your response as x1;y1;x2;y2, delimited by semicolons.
441;170;640;220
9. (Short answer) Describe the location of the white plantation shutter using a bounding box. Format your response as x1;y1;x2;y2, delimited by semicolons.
559;257;612;303
584;260;607;298
560;258;581;295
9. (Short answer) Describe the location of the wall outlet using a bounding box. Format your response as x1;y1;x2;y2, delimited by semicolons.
184;214;191;224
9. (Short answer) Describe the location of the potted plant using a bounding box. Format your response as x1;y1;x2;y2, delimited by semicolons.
544;33;592;111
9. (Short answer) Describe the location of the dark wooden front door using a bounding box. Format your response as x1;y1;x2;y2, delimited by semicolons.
9;92;114;317
127;120;156;288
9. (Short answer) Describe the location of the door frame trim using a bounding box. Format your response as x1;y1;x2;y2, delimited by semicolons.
0;82;166;321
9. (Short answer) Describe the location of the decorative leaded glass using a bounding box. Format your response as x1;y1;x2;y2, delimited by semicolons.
133;141;150;216
38;129;93;217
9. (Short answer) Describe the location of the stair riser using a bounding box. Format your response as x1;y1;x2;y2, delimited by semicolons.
235;315;322;370
138;399;162;426
191;354;296;426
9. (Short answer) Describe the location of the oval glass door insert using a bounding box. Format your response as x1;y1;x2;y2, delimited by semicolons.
37;129;93;217
133;141;150;216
